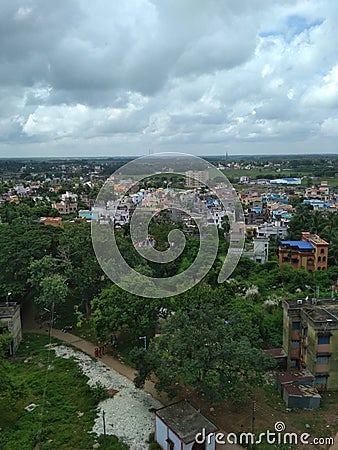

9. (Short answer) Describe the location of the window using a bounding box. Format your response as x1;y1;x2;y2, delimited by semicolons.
302;327;308;337
318;256;321;262
291;340;300;348
320;249;325;254
315;375;327;385
317;356;329;364
323;256;326;262
290;359;298;368
318;335;330;345
292;322;301;330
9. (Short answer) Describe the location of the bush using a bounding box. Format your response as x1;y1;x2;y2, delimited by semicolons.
90;382;109;402
147;432;161;450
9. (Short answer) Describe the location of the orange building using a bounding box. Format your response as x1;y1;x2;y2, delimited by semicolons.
279;232;329;272
41;217;62;228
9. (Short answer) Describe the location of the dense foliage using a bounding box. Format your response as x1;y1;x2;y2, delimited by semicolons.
1;169;337;406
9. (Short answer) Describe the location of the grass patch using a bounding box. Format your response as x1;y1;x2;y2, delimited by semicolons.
0;334;128;450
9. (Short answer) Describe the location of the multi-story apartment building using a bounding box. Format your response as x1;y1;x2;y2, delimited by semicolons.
279;232;329;272
52;201;78;215
184;170;208;188
283;298;338;390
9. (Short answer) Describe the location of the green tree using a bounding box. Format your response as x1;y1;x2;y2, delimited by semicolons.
0;221;59;298
34;274;68;309
0;334;18;399
131;303;268;405
90;284;159;340
57;222;105;315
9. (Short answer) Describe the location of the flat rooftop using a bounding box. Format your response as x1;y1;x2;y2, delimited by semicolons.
302;305;338;323
277;369;314;385
307;235;329;245
284;383;321;399
0;303;20;318
280;240;314;250
284;298;338;309
155;401;218;444
263;348;287;358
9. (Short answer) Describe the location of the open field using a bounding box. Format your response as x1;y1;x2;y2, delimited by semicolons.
0;334;128;450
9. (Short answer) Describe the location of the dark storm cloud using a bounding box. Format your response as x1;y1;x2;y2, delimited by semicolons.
0;0;338;156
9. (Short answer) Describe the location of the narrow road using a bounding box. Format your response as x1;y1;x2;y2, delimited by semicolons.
22;302;243;449
25;326;169;405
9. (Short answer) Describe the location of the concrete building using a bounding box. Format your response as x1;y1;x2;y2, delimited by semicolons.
185;171;208;188
40;217;63;228
155;401;218;450
279;232;329;272
52;201;78;215
282;298;338;391
243;237;269;264
282;382;321;409
276;369;321;409
256;223;288;239
78;210;99;221
0;303;22;355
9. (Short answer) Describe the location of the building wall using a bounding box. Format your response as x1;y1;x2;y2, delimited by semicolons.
278;248;315;271
155;416;167;449
305;324;317;376
155;416;181;450
283;390;321;409
328;329;338;390
184;434;216;450
282;303;291;368
0;305;22;355
11;307;22;354
313;245;328;271
300;320;338;390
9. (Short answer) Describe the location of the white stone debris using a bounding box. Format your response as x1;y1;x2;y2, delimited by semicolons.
49;344;162;450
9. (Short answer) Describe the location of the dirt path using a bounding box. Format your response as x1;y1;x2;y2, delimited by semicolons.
23;321;243;449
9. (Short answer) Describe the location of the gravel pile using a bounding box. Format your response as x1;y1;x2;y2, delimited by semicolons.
50;344;162;450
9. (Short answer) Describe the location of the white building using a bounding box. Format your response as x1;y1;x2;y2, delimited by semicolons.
61;191;78;202
256;223;288;239
243;237;269;264
155;401;218;450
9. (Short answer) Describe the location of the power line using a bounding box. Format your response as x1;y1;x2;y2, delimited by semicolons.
36;302;55;447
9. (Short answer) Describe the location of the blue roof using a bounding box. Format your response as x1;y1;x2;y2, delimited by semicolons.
280;240;314;250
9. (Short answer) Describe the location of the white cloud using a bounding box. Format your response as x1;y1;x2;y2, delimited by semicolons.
0;0;338;155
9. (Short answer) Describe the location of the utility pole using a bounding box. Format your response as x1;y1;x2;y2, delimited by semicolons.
316;285;320;300
250;401;257;449
44;302;55;341
102;410;106;436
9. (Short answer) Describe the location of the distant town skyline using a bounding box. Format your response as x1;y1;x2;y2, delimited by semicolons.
0;0;338;157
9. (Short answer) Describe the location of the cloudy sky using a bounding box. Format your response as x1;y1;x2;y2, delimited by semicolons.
1;0;338;157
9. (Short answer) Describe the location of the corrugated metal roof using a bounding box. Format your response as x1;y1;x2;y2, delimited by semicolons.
280;240;314;249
